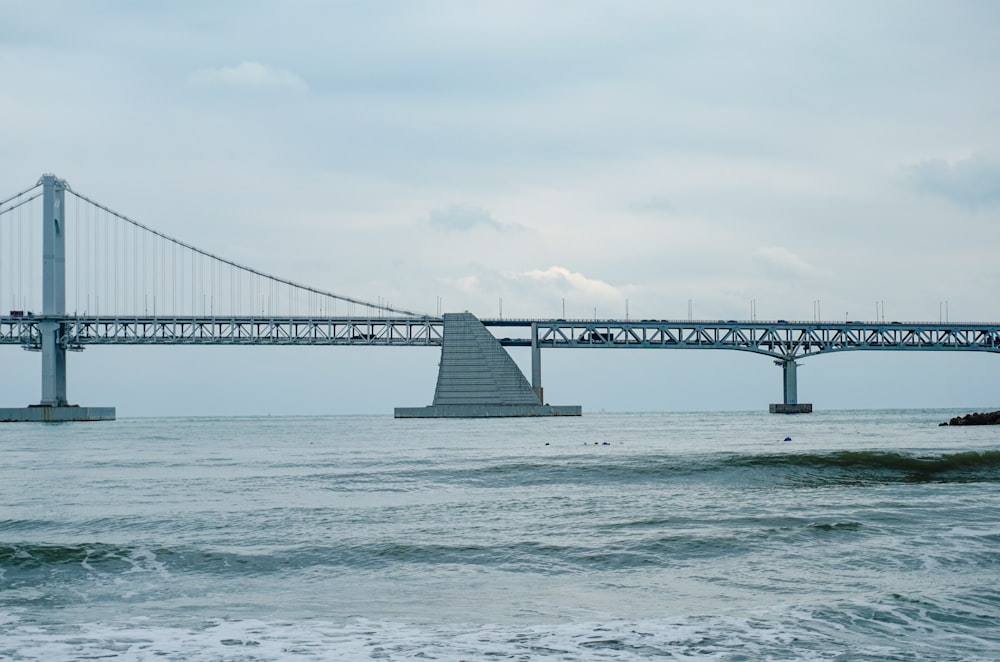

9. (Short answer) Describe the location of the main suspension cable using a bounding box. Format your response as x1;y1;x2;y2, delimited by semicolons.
67;188;427;318
0;183;41;210
0;190;43;217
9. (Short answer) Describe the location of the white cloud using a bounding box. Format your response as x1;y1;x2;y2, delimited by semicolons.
754;246;819;278
508;266;622;301
186;61;308;94
454;275;480;292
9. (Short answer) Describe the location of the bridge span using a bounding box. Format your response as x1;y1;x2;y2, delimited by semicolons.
3;314;996;355
1;313;997;417
1;174;998;419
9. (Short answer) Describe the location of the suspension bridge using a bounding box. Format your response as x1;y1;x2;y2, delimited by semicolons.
1;174;998;420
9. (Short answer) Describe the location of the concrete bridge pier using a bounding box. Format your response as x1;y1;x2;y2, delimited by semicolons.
531;322;543;403
769;358;812;414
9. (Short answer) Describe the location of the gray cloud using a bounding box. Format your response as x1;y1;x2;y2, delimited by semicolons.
629;196;677;215
186;61;308;94
425;204;521;233
906;153;1000;209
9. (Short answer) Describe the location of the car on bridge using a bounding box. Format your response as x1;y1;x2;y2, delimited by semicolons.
579;331;613;343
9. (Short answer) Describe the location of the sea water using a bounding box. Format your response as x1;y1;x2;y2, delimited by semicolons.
1;410;999;660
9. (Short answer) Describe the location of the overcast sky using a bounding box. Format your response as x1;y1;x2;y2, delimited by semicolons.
1;1;999;416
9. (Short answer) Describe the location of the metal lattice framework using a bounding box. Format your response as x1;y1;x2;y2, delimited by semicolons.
1;317;998;358
0;316;442;349
497;319;1000;359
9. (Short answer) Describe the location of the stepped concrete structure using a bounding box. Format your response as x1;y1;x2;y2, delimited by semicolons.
395;312;581;418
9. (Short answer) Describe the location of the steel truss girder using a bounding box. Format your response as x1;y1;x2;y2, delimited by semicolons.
0;316;444;348
0;319;41;348
1;318;999;358
508;320;1000;359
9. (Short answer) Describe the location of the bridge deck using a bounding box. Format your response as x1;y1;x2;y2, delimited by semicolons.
1;316;998;359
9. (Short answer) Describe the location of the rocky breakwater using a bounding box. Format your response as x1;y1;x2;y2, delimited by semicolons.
940;410;1000;426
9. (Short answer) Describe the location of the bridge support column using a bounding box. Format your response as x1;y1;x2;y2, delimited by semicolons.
531;322;543;403
0;174;114;422
40;175;68;407
769;358;812;414
40;321;67;406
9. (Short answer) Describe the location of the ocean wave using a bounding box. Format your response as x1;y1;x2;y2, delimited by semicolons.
0;519;874;582
446;450;1000;489
0;543;169;576
0;519;59;533
730;449;1000;485
0;540;660;577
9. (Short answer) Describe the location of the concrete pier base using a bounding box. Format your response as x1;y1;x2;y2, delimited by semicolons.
395;404;581;418
769;403;813;414
0;405;116;422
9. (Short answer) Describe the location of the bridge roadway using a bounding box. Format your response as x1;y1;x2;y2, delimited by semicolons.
1;315;998;357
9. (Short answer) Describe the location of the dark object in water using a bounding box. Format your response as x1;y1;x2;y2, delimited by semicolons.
940;410;1000;426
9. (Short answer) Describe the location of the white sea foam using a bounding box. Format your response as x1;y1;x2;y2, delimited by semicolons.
122;547;170;579
1;611;997;662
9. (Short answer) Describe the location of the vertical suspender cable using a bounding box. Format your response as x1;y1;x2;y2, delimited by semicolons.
8;204;13;311
0;205;5;309
133;219;138;315
106;207;111;315
83;202;88;314
87;202;91;314
2;206;6;311
101;207;107;316
96;207;101;315
27;202;33;312
9;206;14;311
94;206;99;315
102;207;108;316
151;229;155;315
75;196;79;314
17;203;22;311
3;205;10;308
95;207;99;316
113;209;118;315
128;217;132;314
85;201;90;314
